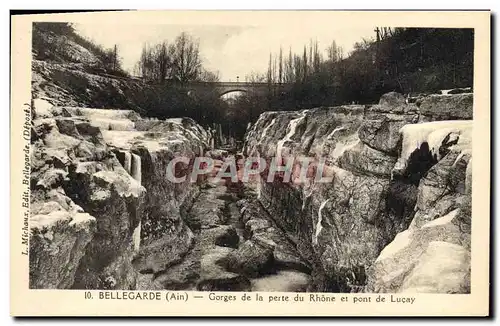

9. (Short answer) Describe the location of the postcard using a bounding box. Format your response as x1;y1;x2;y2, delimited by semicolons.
10;10;490;316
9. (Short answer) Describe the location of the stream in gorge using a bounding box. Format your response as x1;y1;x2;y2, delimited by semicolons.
135;164;313;292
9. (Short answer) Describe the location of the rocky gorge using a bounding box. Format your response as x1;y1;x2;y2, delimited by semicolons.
28;99;312;291
243;91;472;293
29;87;472;293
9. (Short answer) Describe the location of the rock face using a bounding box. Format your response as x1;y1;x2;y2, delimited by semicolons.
32;60;154;113
366;122;472;293
419;93;473;120
29;99;210;289
243;91;472;293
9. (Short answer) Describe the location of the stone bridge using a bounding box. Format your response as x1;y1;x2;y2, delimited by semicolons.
186;81;293;97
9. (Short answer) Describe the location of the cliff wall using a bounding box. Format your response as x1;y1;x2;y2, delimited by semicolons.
243;91;473;293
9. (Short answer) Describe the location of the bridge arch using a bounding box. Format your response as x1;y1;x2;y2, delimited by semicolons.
183;81;292;99
219;89;249;97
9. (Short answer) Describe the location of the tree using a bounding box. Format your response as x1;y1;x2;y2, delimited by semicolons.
267;53;272;84
326;40;338;63
172;32;202;84
198;69;220;82
112;44;118;71
245;72;266;83
302;46;308;81
155;41;174;82
278;47;283;84
284;47;294;83
135;43;156;81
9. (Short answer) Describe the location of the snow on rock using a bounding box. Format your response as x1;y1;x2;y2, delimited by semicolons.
421;209;459;229
101;130;143;150
123;151;132;175
64;107;141;120
33;98;55;118
133;221;142;253
131;153;142;185
326;126;346;140
31;210;95;231
276;110;308;161
92;170;144;199
260;118;276;140
330;137;360;161
368;211;470;293
30;209;97;289
393;120;472;176
313;199;330;245
61;107;139;131
165;118;184;124
399;241;470;293
440;87;472;95
375;229;412;262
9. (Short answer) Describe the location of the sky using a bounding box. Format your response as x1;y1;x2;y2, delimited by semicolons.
75;22;375;82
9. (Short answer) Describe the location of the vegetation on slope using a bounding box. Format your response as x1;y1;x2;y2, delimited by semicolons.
32;23;473;142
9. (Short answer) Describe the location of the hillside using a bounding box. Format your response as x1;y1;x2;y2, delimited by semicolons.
340;28;474;101
32;22;128;76
31;23;226;126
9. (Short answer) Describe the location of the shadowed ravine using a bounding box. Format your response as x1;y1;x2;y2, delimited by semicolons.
136;180;312;292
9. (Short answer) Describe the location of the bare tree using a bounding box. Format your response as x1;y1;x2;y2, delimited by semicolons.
302;46;308;81
313;40;321;73
198;69;220;82
278;47;283;84
245;71;266;83
285;47;294;83
172;32;202;84
111;44;118;71
135;43;155;81
155;41;174;82
326;41;338;63
267;53;272;84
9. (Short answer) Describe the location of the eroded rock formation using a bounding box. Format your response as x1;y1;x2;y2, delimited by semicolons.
29;102;210;289
243;91;473;293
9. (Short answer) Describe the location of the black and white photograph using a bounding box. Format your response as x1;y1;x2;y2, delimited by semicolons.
10;10;491;317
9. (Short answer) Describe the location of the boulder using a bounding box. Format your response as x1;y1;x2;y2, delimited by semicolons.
132;224;194;274
399;241;470;293
367;209;470;293
419;93;473;120
379;92;406;109
29;209;96;289
412;149;470;226
225;240;276;277
197;246;251;291
185;187;227;230
244;218;271;238
147;260;200;290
